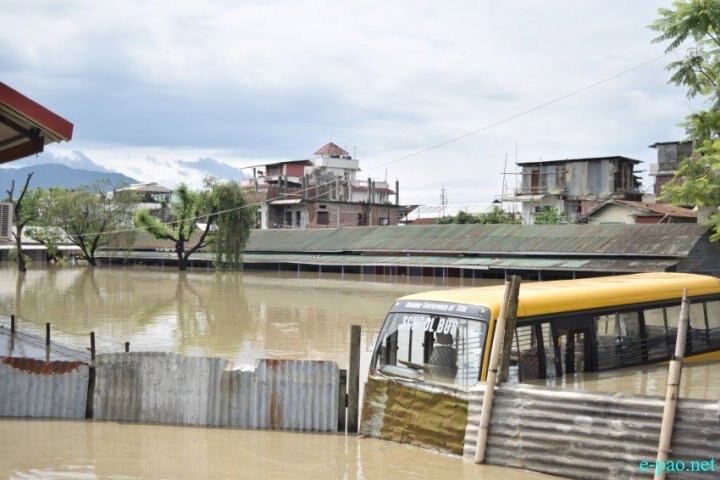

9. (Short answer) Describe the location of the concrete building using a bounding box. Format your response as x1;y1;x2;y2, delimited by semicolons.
648;140;693;200
505;156;642;224
243;143;401;229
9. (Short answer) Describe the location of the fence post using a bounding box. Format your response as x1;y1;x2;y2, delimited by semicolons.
10;314;15;334
475;275;521;464
654;289;690;480
337;369;347;433
90;331;96;361
46;322;51;346
347;325;361;434
125;341;130;353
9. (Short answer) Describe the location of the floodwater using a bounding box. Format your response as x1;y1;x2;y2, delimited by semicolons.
0;267;558;480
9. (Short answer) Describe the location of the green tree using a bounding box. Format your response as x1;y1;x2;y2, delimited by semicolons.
533;207;566;225
206;179;256;270
650;1;720;238
29;183;139;265
434;207;520;225
6;173;40;272
134;180;254;271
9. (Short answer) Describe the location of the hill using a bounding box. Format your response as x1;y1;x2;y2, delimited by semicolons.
0;164;139;191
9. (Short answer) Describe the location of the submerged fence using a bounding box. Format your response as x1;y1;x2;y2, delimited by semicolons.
93;353;339;431
360;376;720;480
1;352;343;432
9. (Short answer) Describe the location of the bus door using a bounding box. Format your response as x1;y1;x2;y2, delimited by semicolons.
552;317;594;376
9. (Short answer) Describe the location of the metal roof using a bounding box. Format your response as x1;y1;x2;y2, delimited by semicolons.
245;224;711;258
0;83;73;164
516;155;642;166
314;142;349;157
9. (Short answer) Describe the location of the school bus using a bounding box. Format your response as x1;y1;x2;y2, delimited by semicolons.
370;272;720;388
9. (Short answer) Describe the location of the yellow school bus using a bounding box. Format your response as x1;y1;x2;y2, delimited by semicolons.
369;272;720;388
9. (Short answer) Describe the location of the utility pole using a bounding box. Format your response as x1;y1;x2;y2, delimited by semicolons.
441;185;448;219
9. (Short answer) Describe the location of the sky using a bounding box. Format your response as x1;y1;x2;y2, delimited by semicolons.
0;0;699;208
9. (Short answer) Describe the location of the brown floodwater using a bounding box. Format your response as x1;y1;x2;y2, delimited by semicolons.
0;267;560;479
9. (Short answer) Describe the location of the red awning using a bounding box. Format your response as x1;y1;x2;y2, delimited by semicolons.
0;82;74;164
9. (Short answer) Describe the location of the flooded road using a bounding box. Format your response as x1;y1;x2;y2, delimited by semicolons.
0;267;561;479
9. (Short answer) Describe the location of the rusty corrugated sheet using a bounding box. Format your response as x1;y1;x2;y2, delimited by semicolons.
245;224;710;258
360;375;468;455
0;356;88;419
94;352;339;431
463;383;720;479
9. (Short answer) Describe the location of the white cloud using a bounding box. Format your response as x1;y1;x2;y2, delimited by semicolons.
0;0;691;204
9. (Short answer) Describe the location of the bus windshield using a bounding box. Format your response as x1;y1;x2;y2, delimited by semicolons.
371;302;489;389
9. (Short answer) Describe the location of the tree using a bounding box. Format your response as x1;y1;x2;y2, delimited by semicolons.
29;183;139;265
6;173;40;272
434;207;520;225
205;179;256;270
134;179;254;272
650;1;720;238
533;207;566;225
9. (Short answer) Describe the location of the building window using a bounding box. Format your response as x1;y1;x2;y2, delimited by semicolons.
317;211;329;225
358;213;366;226
379;217;389;226
295;211;301;227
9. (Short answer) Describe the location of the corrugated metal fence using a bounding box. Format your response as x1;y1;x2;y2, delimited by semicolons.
0;357;89;419
463;383;720;479
93;352;339;431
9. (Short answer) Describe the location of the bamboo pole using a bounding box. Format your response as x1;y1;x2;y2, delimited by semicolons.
498;278;522;383
474;275;521;464
654;289;689;480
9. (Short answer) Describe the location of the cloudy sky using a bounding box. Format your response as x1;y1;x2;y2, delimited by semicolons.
0;0;697;207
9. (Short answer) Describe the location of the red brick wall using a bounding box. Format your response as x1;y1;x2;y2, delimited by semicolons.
307;202;401;228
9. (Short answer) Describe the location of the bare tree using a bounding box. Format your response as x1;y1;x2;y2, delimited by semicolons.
6;173;39;272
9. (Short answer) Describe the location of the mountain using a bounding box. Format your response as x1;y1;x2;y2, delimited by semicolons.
0;164;139;191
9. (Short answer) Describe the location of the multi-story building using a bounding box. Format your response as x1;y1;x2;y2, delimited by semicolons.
505;156;642;224
648;140;693;200
243;143;401;229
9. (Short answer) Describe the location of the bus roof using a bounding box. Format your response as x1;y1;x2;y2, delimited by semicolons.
398;273;720;320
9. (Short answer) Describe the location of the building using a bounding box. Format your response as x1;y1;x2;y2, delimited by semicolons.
581;199;696;225
243;143;402;229
649;140;693;200
505;156;642;224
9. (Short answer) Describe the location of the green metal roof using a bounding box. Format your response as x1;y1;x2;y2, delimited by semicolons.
246;224;710;258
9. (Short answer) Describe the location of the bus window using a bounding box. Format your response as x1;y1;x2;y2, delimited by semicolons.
372;312;488;388
540;322;556;379
644;307;670;360
514;325;541;382
707;301;720;348
689;303;708;351
595;311;641;369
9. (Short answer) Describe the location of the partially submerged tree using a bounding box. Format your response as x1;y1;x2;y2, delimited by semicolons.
6;173;40;272
650;1;720;238
206;179;256;270
135;180;255;271
29;183;139;265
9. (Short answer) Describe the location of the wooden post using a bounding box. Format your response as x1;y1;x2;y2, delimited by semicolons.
124;341;130;353
347;325;361;434
10;314;15;335
46;322;51;346
474;275;521;464
498;277;522;382
337;369;347;433
90;331;96;361
654;289;690;480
